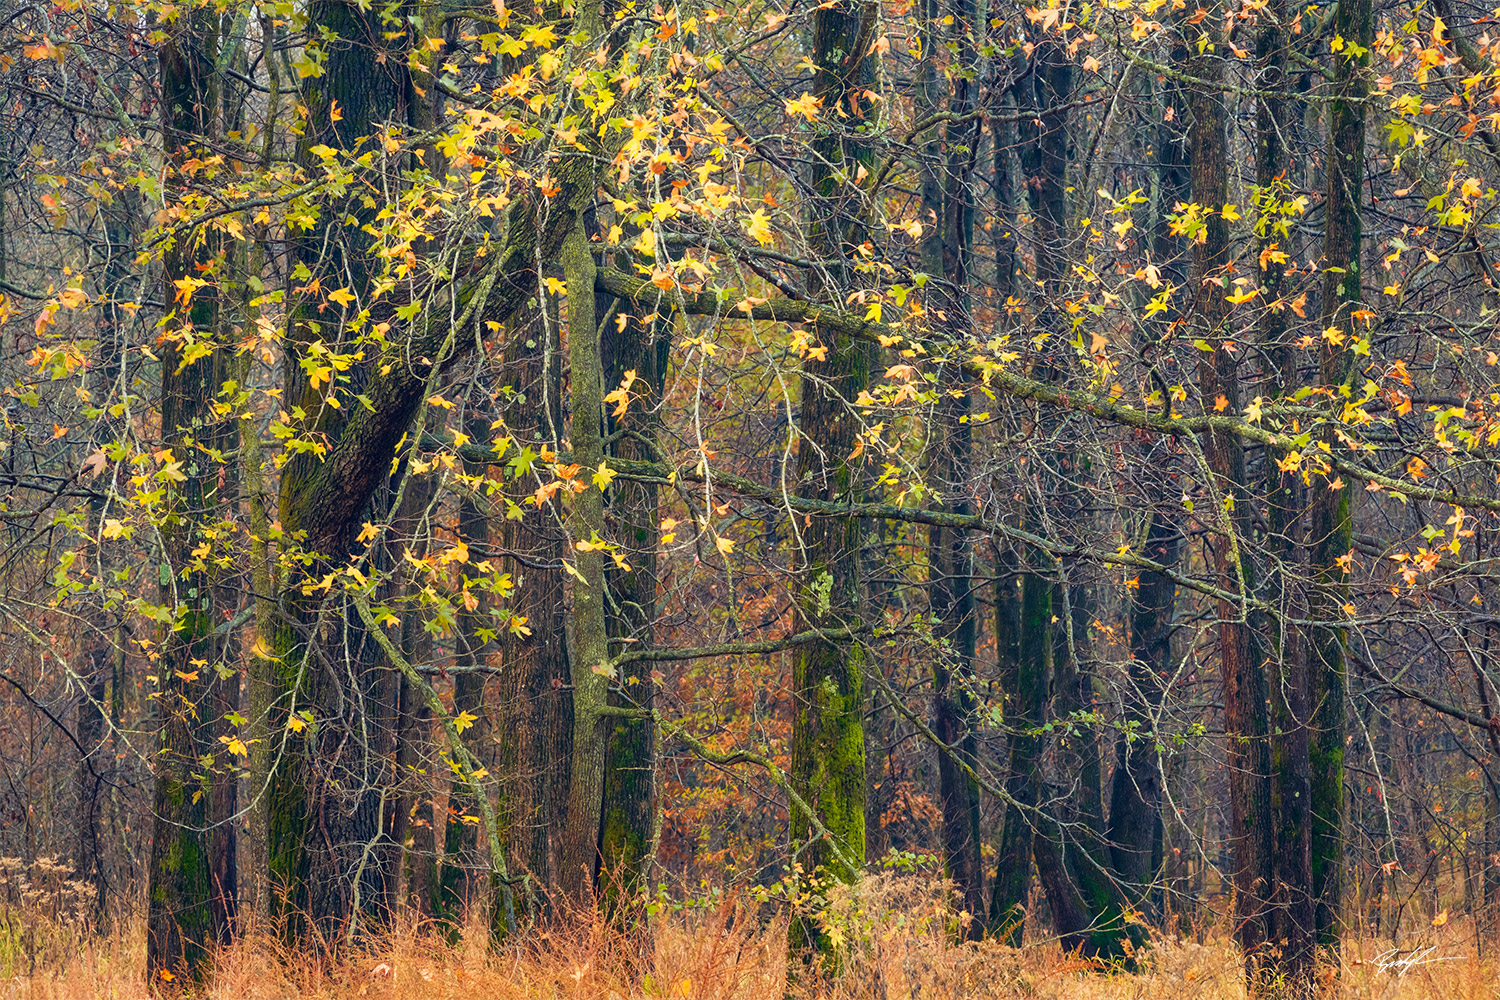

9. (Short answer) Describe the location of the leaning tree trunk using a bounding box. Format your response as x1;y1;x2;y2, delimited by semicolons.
265;0;414;939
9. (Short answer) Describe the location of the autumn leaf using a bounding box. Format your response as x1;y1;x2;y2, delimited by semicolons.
745;208;774;246
784;92;823;121
219;735;250;757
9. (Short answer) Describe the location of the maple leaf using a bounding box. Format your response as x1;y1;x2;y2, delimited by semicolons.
745;208;774;246
784;92;823;121
173;277;208;305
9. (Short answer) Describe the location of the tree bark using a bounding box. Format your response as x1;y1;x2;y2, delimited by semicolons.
918;0;985;936
146;12;232;983
560;212;611;901
788;0;878;959
1310;0;1371;949
598;302;666;920
1188;7;1276;978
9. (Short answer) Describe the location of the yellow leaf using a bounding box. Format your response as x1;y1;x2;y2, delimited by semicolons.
173;277;208;305
715;536;735;555
328;287;356;307
784;92;824;121
745;208;774;246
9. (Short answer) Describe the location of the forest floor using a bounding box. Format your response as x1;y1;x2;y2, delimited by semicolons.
2;877;1494;999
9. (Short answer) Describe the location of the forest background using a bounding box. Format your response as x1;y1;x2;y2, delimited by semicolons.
3;0;1500;994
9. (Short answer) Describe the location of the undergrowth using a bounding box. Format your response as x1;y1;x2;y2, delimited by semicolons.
0;870;1494;998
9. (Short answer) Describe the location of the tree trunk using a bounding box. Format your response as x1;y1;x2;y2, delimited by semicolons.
1188;6;1276;979
1310;0;1371;950
437;430;494;926
988;566;1047;943
599;302;666;920
918;0;985;936
1256;3;1315;989
788;0;878;959
560;211;610;901
494;316;573;917
265;0;414;938
146;12;231;983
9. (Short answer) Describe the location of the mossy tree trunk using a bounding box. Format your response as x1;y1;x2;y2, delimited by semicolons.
265;0;415;939
560;211;611;901
146;10;233;984
988;566;1047;943
1256;3;1315;991
788;0;878;961
1310;0;1371;951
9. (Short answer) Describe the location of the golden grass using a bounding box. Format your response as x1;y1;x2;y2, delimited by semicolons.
2;875;1496;999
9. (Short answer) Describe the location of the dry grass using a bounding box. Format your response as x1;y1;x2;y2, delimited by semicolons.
1;874;1496;999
